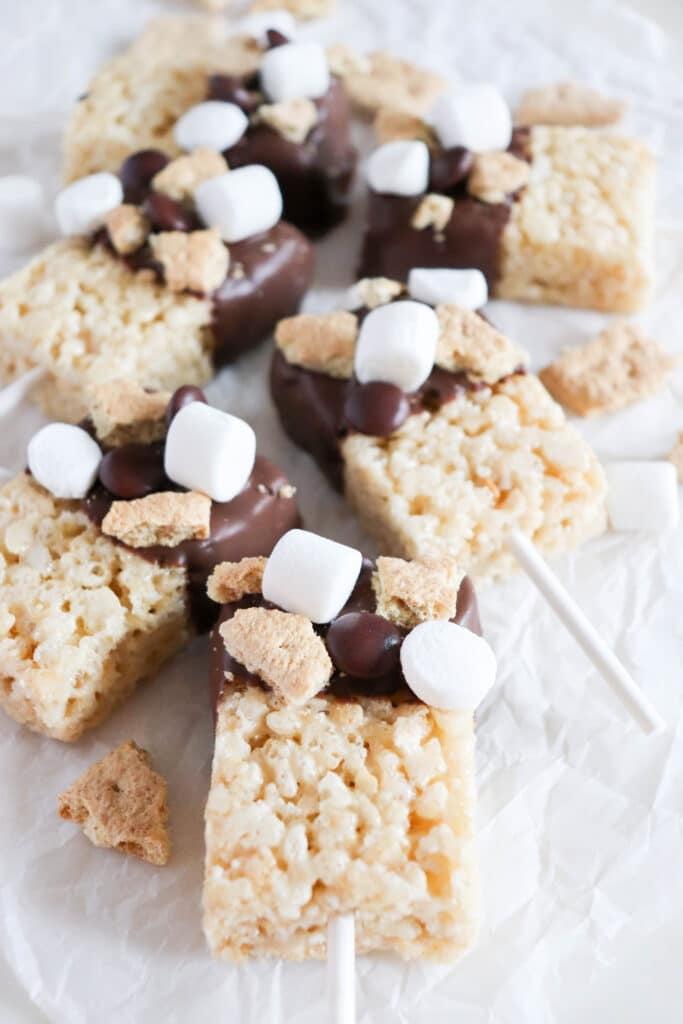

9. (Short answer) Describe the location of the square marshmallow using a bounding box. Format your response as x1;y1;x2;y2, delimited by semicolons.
195;166;283;243
262;529;362;624
164;402;256;503
260;42;330;103
605;461;680;531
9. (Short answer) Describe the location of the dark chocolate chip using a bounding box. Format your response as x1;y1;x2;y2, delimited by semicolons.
266;29;290;48
166;385;208;428
326;611;402;679
143;192;199;233
344;380;410;436
119;150;170;204
429;146;474;195
207;74;262;116
98;443;168;500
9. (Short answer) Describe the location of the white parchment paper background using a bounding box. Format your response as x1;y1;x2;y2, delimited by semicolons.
0;0;682;1021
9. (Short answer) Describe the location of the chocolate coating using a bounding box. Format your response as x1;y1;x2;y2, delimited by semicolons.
98;443;168;499
208;74;261;115
143;192;199;233
326;612;402;679
428;146;474;194
119;149;170;203
166;385;207;428
266;28;290;48
344;380;410;436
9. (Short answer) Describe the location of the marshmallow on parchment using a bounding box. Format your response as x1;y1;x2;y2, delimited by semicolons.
237;9;297;45
261;42;330;103
174;102;248;153
605;462;679;532
408;267;489;310
431;84;512;153
262;529;362;624
195;165;283;243
355;300;439;392
28;423;102;500
164;402;256;503
54;172;123;236
365;140;430;196
400;620;497;711
0;176;50;251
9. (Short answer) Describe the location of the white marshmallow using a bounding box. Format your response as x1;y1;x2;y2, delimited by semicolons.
54;172;123;236
0;176;50;250
164;403;256;503
431;84;512;153
354;300;439;392
236;9;297;44
260;42;330;102
174;101;248;153
262;529;362;624
605;461;680;532
195;166;283;243
27;423;102;500
365;140;430;197
400;621;497;711
408;267;488;309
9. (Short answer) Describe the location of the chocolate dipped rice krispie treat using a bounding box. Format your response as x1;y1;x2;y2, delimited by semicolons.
271;273;607;580
203;529;493;960
0;382;299;741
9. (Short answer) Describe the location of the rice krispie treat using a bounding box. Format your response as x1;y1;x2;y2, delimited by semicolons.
63;17;357;237
271;275;607;580
0;148;314;422
204;529;492;960
0;382;299;741
359;86;655;313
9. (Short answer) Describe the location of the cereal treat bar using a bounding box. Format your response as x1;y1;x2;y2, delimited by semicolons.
204;529;493;960
59;740;171;865
63;17;357;237
271;277;607;580
0;148;313;422
0;382;299;741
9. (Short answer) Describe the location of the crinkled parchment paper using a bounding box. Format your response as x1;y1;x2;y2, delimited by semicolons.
0;0;682;1021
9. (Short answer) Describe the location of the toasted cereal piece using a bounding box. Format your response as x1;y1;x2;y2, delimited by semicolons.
151;149;228;202
102;491;212;548
411;194;454;233
59;741;170;865
104;204;149;254
669;434;683;482
516;82;626;127
539;321;678;416
150;230;229;293
374;107;438;148
89;378;171;447
259;99;318;145
334;49;447;118
275;312;358;378
207;556;267;604
373;556;463;629
250;0;335;16
435;305;528;384
467;152;530;205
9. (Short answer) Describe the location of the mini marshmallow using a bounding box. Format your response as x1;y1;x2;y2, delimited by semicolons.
431;84;512;153
54;172;123;236
0;176;50;250
400;621;497;711
262;529;362;624
237;9;297;44
195;166;283;243
408;268;488;309
365;140;430;197
605;461;680;532
174;102;248;153
27;423;102;500
354;300;439;393
164;402;256;503
260;42;330;103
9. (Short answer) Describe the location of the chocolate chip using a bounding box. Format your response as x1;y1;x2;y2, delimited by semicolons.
142;193;199;233
344;381;410;437
266;29;290;48
166;385;208;429
98;444;168;500
207;75;262;116
326;612;402;679
429;146;473;195
119;150;170;204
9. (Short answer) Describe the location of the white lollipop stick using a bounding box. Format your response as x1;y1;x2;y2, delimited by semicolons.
0;367;46;416
327;914;355;1024
507;529;665;735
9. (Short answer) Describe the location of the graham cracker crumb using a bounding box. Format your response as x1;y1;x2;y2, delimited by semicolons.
669;434;683;482
150;229;229;293
335;50;447;118
351;277;404;310
411;194;454;232
539;321;678;417
327;43;371;78
374;107;438;148
220;607;333;705
102;490;212;548
89;378;171;447
279;484;297;499
104;204;149;255
276;312;358;378
516;82;626;127
467;152;530;205
250;0;335;17
151;148;228;202
259;99;318;144
436;306;528;384
58;741;170;865
207;556;267;604
373;556;464;629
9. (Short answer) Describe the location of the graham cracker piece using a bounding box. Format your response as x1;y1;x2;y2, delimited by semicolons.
151;148;228;202
373;556;464;629
327;43;371;78
250;0;335;17
58;741;170;865
104;204;149;255
467;152;530;205
150;230;229;294
351;277;404;310
669;434;683;482
89;378;171;447
516;82;626;127
259;98;319;144
102;490;212;548
207;556;267;604
539;322;678;417
334;49;447;118
275;312;358;378
411;194;454;233
220;607;333;705
373;107;438;148
436;305;528;384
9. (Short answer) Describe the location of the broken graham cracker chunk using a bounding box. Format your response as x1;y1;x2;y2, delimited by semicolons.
516;82;626;127
151;148;228;203
104;204;149;255
374;107;438;148
669;434;683;482
332;49;447;118
352;276;404;309
207;556;267;604
59;741;170;865
276;311;358;378
102;490;212;548
250;0;335;18
373;556;463;629
467;152;530;205
539;321;678;417
436;305;529;384
150;230;229;294
412;194;454;233
259;99;318;145
220;607;333;705
89;378;171;447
